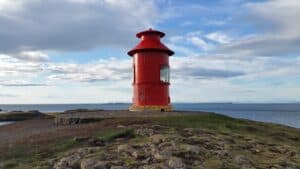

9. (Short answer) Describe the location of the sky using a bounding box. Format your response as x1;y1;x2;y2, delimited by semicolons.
0;0;300;104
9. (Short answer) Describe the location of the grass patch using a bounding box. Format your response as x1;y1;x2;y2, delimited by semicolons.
1;161;18;169
94;128;135;142
153;113;239;131
0;139;82;169
0;128;135;169
153;113;300;150
131;136;149;144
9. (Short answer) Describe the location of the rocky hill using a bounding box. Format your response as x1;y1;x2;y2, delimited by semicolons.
0;111;299;169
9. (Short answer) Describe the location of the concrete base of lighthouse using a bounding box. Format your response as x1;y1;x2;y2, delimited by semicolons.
129;105;172;112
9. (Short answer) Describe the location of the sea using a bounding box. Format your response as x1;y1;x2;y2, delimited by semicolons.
0;103;300;128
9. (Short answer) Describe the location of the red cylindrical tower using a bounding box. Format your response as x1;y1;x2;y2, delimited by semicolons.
128;29;174;111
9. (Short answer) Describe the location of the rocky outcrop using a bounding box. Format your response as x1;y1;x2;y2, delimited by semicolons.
51;124;300;169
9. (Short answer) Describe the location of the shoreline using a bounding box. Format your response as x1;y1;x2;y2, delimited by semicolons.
1;103;300;129
1;108;300;129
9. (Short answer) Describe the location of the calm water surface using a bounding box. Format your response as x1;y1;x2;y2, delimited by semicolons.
0;103;299;128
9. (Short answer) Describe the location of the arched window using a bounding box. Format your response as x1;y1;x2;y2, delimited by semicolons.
160;65;170;83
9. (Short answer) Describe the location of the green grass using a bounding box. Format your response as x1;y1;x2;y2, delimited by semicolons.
0;139;82;169
153;113;300;149
94;128;135;142
0;128;136;169
153;113;242;131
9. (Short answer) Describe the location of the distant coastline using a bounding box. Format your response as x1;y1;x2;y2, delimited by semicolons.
0;103;300;128
0;121;14;126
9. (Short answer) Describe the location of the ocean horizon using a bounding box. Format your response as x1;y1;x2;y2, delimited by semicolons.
1;103;300;128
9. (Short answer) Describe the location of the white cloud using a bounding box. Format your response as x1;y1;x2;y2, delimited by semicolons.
167;31;215;54
220;0;300;56
0;80;48;87
205;32;231;44
0;54;43;76
1;53;300;103
12;51;49;62
0;0;24;12
245;0;300;36
0;93;18;97
46;58;131;83
188;37;212;51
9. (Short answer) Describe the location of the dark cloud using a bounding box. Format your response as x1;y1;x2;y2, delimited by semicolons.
0;0;157;53
219;35;300;56
219;0;300;57
178;67;244;79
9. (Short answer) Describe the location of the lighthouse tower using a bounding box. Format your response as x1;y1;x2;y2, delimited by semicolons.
128;29;174;111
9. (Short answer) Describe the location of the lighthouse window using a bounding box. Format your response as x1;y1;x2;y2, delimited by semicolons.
160;66;170;83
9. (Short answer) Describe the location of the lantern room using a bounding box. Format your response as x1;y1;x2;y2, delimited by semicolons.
128;29;174;111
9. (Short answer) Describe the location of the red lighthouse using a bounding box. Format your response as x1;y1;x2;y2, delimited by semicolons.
128;29;174;111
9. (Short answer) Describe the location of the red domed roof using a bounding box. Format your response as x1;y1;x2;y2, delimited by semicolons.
128;29;174;56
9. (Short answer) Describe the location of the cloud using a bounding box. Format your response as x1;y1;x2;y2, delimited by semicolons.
159;3;208;21
185;67;244;79
45;55;249;83
0;54;44;77
12;51;49;62
0;0;158;54
0;93;18;97
188;36;212;51
46;58;131;83
0;81;48;87
0;0;23;12
0;54;299;103
171;56;245;79
166;31;216;55
171;55;300;82
205;32;231;44
219;0;300;56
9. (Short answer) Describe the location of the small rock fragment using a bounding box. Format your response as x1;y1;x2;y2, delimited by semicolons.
81;158;109;169
168;157;185;169
234;155;250;165
179;144;201;154
154;149;172;161
150;134;166;144
117;144;132;153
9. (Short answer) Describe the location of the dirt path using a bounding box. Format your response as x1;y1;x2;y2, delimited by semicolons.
0;110;170;145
